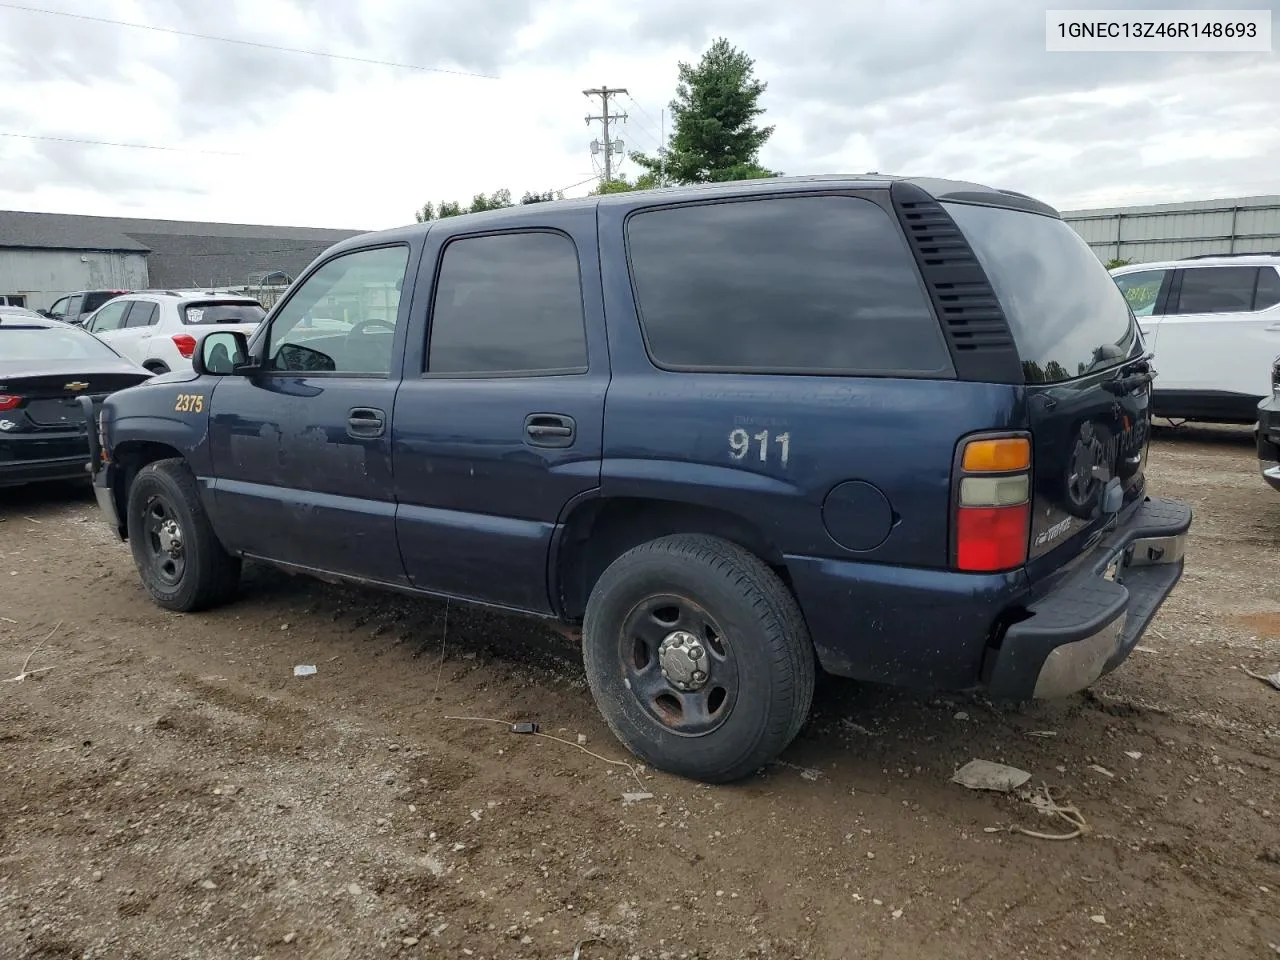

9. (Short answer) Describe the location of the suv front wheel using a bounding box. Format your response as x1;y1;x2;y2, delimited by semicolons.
582;534;815;784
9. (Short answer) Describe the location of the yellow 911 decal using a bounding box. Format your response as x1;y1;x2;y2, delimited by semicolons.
174;393;205;413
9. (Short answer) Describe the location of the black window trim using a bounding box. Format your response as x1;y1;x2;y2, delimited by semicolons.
621;190;957;379
420;226;591;380
258;241;413;381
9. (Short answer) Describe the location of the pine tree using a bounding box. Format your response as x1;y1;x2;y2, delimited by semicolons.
632;38;779;185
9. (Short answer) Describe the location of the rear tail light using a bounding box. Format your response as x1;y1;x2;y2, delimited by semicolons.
172;334;197;358
0;394;21;411
954;434;1031;573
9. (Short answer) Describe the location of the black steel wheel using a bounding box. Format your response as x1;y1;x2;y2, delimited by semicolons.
126;458;240;612
619;594;739;737
583;534;815;784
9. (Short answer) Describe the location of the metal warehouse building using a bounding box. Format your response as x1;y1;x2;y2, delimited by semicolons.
1063;195;1280;264
0;210;362;311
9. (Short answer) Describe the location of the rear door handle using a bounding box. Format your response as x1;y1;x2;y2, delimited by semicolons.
524;413;575;447
347;406;386;439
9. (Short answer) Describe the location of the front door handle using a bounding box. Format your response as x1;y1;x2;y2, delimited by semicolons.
347;406;386;439
524;413;575;448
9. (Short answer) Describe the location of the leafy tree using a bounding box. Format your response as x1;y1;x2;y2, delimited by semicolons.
521;190;555;204
588;172;664;196
1105;257;1131;270
631;38;779;186
415;188;516;221
468;188;513;212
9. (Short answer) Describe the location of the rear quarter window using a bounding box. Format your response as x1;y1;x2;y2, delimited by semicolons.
625;194;953;376
944;202;1137;384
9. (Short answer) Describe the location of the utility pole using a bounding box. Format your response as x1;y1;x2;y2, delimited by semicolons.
584;85;627;185
659;107;666;186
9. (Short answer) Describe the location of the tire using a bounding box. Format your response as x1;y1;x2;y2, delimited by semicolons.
126;458;240;612
144;362;170;375
582;534;815;784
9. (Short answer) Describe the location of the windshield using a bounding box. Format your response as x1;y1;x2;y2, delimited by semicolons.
0;326;122;361
944;202;1137;384
183;302;267;325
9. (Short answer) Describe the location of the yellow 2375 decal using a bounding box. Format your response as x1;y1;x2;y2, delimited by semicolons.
174;393;205;413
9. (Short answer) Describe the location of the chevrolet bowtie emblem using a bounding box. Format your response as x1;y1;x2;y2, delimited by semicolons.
64;381;89;391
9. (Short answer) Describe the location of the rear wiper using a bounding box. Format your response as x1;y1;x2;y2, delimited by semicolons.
1104;352;1156;394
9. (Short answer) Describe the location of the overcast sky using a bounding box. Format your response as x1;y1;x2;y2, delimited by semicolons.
0;0;1277;230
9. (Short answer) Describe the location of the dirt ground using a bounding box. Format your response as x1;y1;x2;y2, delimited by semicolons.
2;425;1278;960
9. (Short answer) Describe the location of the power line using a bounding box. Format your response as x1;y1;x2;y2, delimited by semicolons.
0;1;497;79
555;175;600;194
626;95;662;132
621;100;662;152
0;130;242;156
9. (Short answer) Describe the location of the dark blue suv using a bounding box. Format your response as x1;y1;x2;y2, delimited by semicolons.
85;175;1192;783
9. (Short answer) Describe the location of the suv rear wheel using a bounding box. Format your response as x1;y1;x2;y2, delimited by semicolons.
582;534;815;783
126;459;240;611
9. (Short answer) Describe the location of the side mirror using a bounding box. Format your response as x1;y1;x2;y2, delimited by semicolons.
193;330;252;377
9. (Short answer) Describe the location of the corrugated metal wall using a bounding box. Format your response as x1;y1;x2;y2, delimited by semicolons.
1063;195;1280;264
0;250;149;310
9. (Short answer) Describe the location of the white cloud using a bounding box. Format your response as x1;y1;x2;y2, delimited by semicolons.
0;0;1277;230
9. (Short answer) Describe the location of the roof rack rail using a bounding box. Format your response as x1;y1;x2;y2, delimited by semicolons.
1180;251;1280;260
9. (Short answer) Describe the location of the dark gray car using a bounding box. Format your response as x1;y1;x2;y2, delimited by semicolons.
42;289;133;326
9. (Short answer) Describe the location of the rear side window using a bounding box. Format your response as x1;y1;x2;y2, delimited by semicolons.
427;231;588;376
124;302;158;328
626;195;951;375
184;301;266;325
1173;266;1259;315
1257;266;1280;311
944;202;1137;384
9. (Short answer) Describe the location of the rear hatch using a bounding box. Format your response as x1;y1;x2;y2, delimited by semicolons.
943;200;1151;583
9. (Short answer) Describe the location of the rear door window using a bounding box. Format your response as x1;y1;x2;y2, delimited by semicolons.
1172;266;1259;314
124;302;159;327
427;231;588;376
943;201;1136;383
1113;269;1170;317
625;195;952;376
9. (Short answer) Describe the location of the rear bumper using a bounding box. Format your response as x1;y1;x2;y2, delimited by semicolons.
984;497;1192;699
1255;396;1280;491
0;434;91;488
